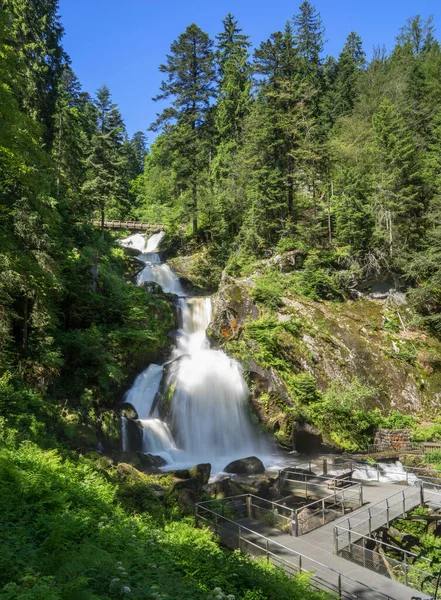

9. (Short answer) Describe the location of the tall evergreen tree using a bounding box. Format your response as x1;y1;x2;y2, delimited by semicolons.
151;24;216;233
83;85;128;226
3;0;66;147
370;98;424;257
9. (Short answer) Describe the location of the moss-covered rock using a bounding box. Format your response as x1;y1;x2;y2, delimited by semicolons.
210;268;441;452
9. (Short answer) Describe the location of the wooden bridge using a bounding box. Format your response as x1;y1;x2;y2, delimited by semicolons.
91;220;165;233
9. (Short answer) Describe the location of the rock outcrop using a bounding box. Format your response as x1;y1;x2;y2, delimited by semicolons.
224;456;265;475
209;277;258;341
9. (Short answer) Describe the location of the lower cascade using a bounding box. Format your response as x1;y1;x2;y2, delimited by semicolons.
120;232;271;472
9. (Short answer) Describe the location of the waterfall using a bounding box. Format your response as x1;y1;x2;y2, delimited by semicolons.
119;231;271;472
124;364;164;419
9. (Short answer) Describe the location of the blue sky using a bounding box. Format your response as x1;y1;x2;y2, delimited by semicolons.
59;0;439;140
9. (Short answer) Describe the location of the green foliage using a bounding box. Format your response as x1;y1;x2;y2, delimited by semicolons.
0;441;326;600
307;379;383;451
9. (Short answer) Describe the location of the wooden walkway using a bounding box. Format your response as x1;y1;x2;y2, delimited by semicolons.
91;220;165;232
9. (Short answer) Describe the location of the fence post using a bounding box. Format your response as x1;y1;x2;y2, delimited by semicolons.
377;464;380;481
420;480;425;505
404;553;408;586
195;504;199;528
323;457;328;476
338;574;342;598
333;526;338;554
368;508;372;537
266;539;270;561
246;494;251;518
322;499;326;524
406;469;409;485
386;497;389;528
295;509;299;537
341;489;345;515
299;555;302;572
359;484;363;507
402;490;406;516
238;526;242;551
290;510;294;536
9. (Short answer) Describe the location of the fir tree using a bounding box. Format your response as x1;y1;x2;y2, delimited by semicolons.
151;24;216;233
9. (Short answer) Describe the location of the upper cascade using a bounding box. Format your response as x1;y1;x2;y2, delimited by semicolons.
119;232;272;472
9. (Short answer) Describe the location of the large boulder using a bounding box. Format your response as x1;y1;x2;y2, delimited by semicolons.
190;463;211;485
209;278;259;342
205;477;251;498
224;456;265;475
119;402;138;420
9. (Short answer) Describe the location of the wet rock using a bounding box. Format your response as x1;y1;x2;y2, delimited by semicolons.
168;469;191;479
224;456;265;475
205;477;251;498
113;451;165;474
254;477;279;500
177;488;198;514
137;453;167;473
190;463;211;485
292;421;339;455
119;402;138;420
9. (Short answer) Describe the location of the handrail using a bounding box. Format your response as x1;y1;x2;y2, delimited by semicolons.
196;503;398;599
334;525;432;563
299;482;362;513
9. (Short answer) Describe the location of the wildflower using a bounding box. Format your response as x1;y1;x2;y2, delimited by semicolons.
122;586;131;594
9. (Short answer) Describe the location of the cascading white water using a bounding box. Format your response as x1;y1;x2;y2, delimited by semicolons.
169;297;267;470
124;364;164;419
139;419;177;454
120;231;271;471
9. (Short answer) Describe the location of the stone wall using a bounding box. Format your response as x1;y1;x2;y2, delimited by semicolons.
374;428;411;451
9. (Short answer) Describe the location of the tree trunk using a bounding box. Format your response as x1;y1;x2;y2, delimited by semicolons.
192;180;197;234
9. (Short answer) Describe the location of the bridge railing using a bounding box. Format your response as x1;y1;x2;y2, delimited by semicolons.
333;486;441;597
335;532;435;596
195;503;400;599
334;485;423;548
197;494;294;535
293;482;363;536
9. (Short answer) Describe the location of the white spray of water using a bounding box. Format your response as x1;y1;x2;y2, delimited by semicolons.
168;297;268;471
120;232;271;471
124;364;164;419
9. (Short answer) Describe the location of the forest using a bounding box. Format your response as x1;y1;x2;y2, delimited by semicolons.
2;0;441;598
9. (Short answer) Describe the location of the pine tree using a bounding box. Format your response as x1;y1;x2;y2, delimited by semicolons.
293;1;325;84
333;32;366;119
3;0;66;147
370;98;424;257
151;24;216;233
83;85;129;226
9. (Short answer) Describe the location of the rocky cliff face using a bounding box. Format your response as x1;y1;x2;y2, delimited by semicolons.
209;270;441;450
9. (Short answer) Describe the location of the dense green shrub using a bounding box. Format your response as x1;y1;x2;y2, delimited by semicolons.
0;441;328;600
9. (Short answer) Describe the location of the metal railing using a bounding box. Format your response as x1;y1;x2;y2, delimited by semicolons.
336;536;436;597
279;468;354;496
334;485;423;547
197;494;295;535
195;502;402;599
294;482;363;536
331;484;441;596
